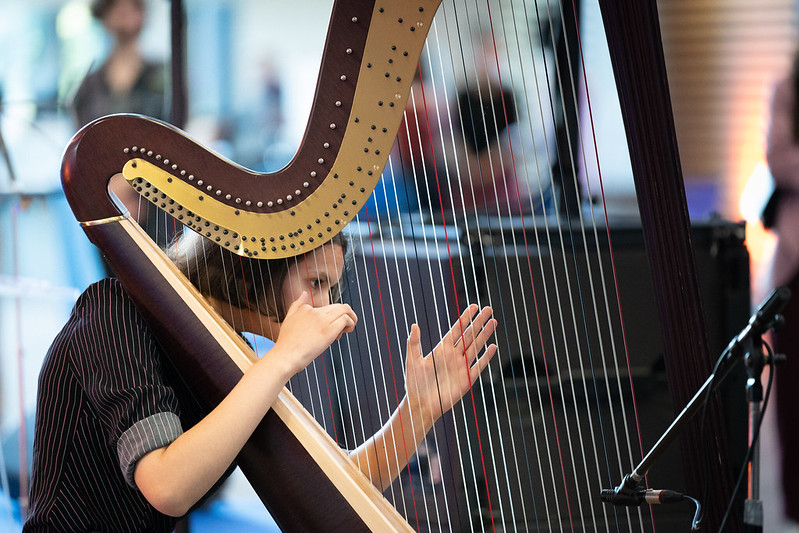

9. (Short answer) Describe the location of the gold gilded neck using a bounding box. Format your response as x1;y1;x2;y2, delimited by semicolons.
121;0;441;260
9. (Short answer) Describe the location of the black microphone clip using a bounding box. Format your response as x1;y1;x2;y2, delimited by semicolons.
600;474;643;507
601;474;686;507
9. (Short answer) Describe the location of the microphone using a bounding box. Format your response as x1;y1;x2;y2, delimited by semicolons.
599;474;686;507
599;474;643;506
748;286;791;336
726;286;791;357
600;487;685;506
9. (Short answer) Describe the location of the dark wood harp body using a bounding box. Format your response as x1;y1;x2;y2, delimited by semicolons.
59;0;739;531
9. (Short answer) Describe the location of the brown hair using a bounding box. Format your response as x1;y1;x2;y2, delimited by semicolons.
90;0;144;20
167;230;349;321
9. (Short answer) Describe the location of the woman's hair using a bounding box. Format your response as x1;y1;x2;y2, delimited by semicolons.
90;0;144;20
167;230;349;322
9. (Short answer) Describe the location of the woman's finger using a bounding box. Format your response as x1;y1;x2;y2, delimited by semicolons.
453;306;494;351
323;303;358;327
444;304;479;346
468;343;498;383
464;318;498;363
406;323;422;361
328;313;357;340
287;291;312;313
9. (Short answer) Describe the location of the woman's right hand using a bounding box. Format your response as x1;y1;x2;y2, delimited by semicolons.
272;291;358;374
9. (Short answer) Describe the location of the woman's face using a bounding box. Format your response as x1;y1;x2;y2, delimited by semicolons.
102;0;145;43
281;243;345;308
259;242;345;340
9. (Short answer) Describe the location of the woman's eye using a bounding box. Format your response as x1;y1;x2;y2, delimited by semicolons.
309;279;321;290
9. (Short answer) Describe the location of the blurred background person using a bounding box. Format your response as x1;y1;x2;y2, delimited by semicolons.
71;0;166;127
71;0;170;264
764;46;799;530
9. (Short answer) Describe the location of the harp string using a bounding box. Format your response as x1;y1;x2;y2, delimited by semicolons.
350;211;425;519
411;51;491;530
409;72;503;533
558;2;639;504
381;148;471;531
422;16;509;532
398;79;471;531
411;0;643;530
556;0;650;529
523;2;625;529
469;3;577;529
546;2;640;529
560;6;653;530
365;197;448;530
348;224;399;497
389;2;535;528
474;2;568;516
486;4;567;526
575;4;654;510
304;248;341;444
511;2;595;527
444;1;567;529
435;5;523;530
367;203;432;530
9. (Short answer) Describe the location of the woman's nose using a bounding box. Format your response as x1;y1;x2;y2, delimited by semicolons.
312;291;331;307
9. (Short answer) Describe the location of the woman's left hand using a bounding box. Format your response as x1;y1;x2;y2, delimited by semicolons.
405;305;498;428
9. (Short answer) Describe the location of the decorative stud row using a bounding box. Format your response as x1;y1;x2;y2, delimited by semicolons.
123;145;312;210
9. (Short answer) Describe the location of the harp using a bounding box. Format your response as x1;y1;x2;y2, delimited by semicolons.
59;0;740;531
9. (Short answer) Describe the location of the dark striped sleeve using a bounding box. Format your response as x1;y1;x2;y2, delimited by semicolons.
118;412;182;486
68;279;184;486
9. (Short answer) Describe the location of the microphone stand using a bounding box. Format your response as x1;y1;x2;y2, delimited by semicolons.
600;286;791;531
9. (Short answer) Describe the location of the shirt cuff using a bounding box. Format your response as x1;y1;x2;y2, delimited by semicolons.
117;412;183;488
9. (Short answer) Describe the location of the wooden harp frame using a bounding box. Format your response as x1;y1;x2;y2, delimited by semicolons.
62;0;439;530
57;0;739;531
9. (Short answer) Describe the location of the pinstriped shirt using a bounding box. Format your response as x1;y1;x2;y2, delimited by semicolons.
24;278;206;532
